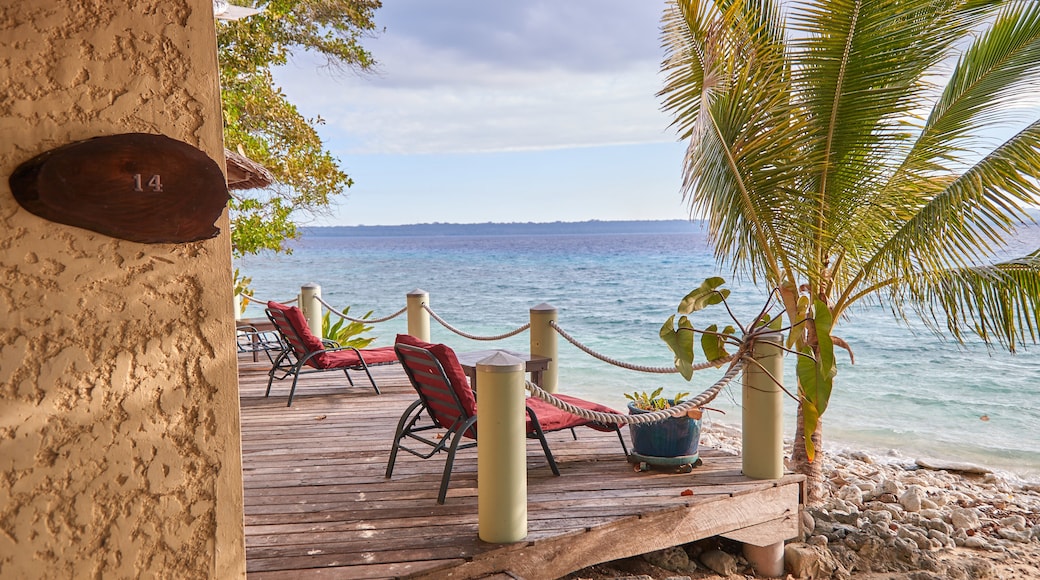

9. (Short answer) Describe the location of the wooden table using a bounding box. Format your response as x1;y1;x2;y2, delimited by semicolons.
455;349;550;388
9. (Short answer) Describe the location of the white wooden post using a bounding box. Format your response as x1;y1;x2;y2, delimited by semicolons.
299;283;322;338
529;303;558;394
741;331;785;577
477;351;527;543
744;542;785;577
406;289;430;342
742;331;784;479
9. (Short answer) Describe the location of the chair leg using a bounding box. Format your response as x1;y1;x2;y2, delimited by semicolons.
525;407;560;476
265;350;293;398
615;427;629;456
286;363;305;407
343;368;355;386
358;361;381;395
265;373;276;398
436;417;476;505
386;400;424;479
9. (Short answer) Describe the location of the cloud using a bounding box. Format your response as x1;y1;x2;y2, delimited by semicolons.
273;0;677;155
372;0;665;75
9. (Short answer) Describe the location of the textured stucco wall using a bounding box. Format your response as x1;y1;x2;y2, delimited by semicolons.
0;1;245;578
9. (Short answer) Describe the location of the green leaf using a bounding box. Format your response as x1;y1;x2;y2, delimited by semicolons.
700;323;730;362
796;300;837;418
796;345;820;407
677;277;730;314
660;315;696;380
812;299;837;415
321;305;375;348
802;400;820;462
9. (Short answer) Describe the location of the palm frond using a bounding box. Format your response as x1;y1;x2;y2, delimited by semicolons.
790;0;1004;272
661;0;808;286
883;1;1040;203
897;250;1040;351
839;119;1040;315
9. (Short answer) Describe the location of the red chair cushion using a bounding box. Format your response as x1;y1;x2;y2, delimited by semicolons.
316;346;398;369
395;334;476;413
395;335;620;437
525;394;620;433
267;301;325;354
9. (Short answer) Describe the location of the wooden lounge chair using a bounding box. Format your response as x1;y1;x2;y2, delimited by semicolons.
386;333;628;504
264;301;397;406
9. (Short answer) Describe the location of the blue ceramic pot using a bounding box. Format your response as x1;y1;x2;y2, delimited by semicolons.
627;401;701;458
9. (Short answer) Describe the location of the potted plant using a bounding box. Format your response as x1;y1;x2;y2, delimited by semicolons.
625;388;704;472
321;305;376;348
625;277;764;472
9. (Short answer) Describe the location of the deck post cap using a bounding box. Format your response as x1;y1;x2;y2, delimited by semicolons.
476;351;526;373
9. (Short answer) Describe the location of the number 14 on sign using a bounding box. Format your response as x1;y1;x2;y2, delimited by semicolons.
133;173;163;192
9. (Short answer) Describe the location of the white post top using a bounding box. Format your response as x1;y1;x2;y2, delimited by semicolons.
301;282;320;290
476;351;526;373
530;302;556;313
407;288;428;297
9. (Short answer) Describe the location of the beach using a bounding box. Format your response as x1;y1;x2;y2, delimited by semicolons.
565;423;1040;579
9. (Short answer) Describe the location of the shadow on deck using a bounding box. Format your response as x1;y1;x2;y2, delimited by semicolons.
239;355;804;579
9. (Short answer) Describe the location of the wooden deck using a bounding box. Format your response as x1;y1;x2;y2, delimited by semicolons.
239;354;805;580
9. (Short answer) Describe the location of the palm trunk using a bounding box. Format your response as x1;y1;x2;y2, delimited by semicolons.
791;401;825;504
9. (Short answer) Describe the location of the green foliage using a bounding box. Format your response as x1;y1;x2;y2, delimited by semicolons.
217;0;382;257
321;306;376;349
660;278;742;380
677;277;730;314
625;387;692;411
660;0;1040;467
233;268;253;315
700;323;736;363
660;314;697;379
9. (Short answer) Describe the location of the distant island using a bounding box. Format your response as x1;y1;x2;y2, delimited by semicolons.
302;219;705;237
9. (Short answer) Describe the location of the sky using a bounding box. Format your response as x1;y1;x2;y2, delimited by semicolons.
271;0;691;226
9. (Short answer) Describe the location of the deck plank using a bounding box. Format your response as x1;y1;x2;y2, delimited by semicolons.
240;354;804;579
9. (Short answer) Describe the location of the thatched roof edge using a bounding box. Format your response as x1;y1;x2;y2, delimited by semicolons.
225;148;275;190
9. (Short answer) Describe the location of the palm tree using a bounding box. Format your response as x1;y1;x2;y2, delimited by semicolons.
659;0;1040;501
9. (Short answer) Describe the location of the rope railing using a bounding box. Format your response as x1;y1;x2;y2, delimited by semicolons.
239;282;777;428
242;295;297;306
316;295;407;324
550;320;735;374
408;304;745;427
525;356;746;426
423;304;531;341
238;283;793;476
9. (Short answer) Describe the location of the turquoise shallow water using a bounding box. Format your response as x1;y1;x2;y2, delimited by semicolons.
236;223;1040;479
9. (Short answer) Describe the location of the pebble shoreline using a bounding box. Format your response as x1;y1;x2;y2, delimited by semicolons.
713;422;1040;577
570;423;1040;579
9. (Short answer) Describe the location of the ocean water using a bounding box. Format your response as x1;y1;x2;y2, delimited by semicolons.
236;222;1040;480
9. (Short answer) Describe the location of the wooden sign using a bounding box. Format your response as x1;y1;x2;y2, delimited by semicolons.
9;133;230;244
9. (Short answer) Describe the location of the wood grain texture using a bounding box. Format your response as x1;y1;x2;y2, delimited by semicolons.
239;354;804;579
9;133;229;243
